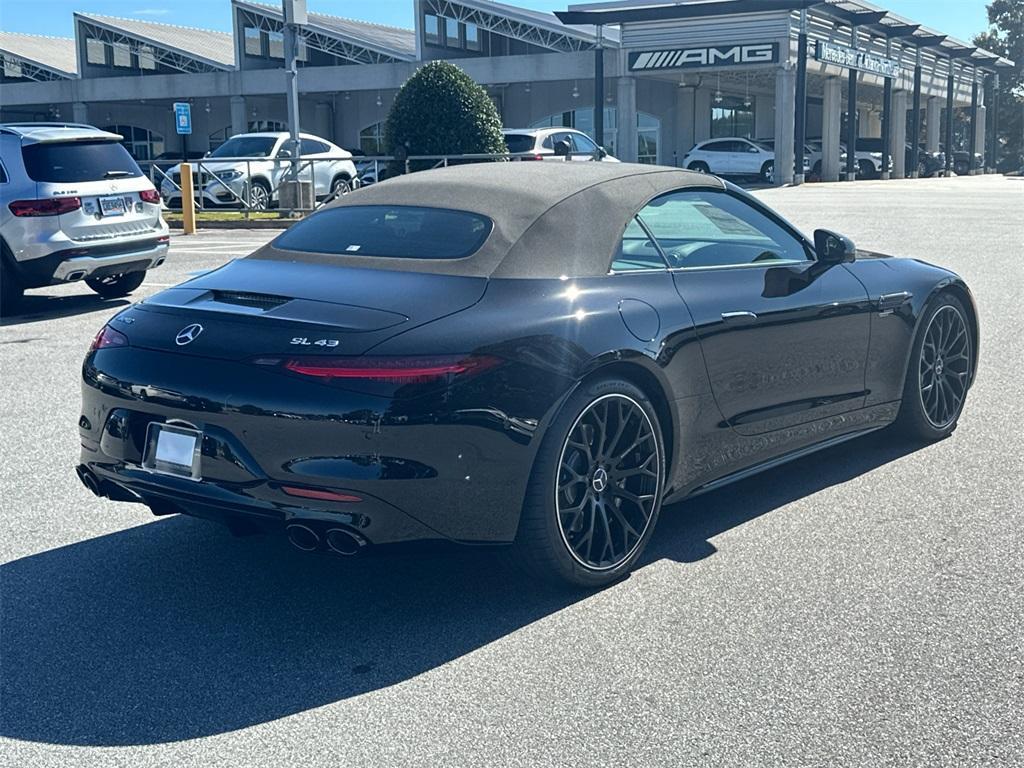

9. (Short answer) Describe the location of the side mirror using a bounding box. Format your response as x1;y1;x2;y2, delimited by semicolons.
597;146;608;159
553;139;571;157
814;229;856;264
276;148;293;159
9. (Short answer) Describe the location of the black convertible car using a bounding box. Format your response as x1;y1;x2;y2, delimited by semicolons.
78;163;977;587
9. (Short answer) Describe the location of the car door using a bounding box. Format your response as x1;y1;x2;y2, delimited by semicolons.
701;141;732;174
635;187;871;435
734;140;763;175
296;138;326;195
569;131;599;161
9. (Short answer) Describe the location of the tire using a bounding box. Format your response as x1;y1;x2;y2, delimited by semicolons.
330;176;351;197
688;161;710;174
513;376;666;588
1;249;24;317
811;161;822;178
858;159;877;180
760;161;774;184
86;270;146;299
893;293;974;442
248;180;271;211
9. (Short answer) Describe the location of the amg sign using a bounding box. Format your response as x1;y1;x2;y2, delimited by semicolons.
629;43;779;72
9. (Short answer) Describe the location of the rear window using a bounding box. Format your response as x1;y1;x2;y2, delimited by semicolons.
504;134;537;154
272;205;493;260
21;140;142;183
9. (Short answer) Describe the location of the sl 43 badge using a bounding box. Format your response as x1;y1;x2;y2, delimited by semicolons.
290;337;340;347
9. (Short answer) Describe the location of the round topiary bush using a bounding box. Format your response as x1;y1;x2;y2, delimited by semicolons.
384;60;507;174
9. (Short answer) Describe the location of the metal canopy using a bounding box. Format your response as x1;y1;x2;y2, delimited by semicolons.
556;0;817;26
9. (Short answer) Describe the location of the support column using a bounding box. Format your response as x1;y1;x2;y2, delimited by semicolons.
822;76;842;182
694;87;712;143
881;76;893;179
909;56;922;177
230;95;247;136
793;10;809;185
969;73;979;174
72;102;88;124
676;87;696;163
945;66;955;173
990;73;1000;172
616;77;638;163
594;26;604;148
845;68;858;181
774;66;796;186
890;90;908;178
926;97;942;152
314;102;332;141
975;104;987;174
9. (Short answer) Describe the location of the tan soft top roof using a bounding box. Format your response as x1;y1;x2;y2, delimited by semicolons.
251;163;723;279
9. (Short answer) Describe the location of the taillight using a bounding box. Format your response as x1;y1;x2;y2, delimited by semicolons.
521;154;544;162
258;354;499;384
282;486;362;503
139;188;161;204
89;324;128;351
9;197;82;217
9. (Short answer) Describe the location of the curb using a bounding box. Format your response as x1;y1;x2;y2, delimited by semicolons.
167;219;293;230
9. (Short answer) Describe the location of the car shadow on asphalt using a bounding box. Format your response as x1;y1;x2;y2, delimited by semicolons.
0;293;129;326
0;430;922;747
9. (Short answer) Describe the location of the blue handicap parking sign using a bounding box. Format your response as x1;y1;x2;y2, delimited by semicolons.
173;102;192;135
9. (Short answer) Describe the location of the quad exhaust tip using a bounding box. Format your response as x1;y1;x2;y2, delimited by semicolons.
286;522;366;556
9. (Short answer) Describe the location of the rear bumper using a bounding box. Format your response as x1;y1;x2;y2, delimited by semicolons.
10;235;169;288
79;346;543;546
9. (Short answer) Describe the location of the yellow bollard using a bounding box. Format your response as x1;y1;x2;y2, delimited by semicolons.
180;163;196;235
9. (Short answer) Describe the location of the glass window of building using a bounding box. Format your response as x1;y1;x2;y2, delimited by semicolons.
244;27;262;56
111;42;131;68
360;122;385;155
465;23;480;51
138;45;156;70
711;97;755;139
86;38;106;65
446;18;461;48
268;31;284;59
424;14;440;45
101;125;165;162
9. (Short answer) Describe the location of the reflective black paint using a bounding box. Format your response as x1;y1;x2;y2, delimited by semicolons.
79;213;977;549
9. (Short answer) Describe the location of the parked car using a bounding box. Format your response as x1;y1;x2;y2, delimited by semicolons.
161;132;357;210
934;144;985;176
77;162;978;587
684;138;808;183
0;122;169;315
503;128;619;162
804;138;881;179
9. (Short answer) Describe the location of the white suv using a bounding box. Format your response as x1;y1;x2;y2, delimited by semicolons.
0;123;169;315
161;132;357;210
683;138;777;183
503;128;619;162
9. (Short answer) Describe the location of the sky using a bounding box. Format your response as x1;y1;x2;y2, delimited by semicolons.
0;1;994;45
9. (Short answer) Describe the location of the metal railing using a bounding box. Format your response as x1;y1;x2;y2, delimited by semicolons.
137;149;608;222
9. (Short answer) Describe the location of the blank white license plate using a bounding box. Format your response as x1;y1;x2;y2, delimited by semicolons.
99;195;126;216
144;424;201;479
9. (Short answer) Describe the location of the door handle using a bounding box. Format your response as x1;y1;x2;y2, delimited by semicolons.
721;310;758;324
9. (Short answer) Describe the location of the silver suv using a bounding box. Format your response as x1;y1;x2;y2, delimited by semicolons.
160;132;358;210
0;123;169;314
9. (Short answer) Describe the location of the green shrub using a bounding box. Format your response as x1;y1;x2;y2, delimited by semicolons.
384;60;507;174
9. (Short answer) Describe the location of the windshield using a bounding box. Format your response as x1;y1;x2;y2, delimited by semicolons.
272;205;493;260
753;140;774;151
209;137;278;158
504;134;537;154
21;140;142;183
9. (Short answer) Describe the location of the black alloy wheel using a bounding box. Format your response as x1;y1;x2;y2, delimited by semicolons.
556;394;660;571
688;161;710;174
514;378;665;588
918;304;971;430
895;293;973;441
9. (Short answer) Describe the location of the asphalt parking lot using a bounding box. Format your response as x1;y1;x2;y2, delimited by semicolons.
1;175;1022;767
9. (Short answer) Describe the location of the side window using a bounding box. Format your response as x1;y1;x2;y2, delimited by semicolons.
702;141;726;152
542;132;573;150
635;189;811;269
0;161;7;184
613;216;668;272
571;133;598;154
301;140;330;155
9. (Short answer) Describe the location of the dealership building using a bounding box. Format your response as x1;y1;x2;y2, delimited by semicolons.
0;0;1014;184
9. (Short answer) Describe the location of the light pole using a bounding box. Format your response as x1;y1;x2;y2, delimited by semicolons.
281;0;307;212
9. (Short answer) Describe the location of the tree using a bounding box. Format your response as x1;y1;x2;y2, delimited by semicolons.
973;0;1024;169
384;61;507;174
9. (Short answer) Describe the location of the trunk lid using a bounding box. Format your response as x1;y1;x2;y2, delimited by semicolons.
123;258;488;359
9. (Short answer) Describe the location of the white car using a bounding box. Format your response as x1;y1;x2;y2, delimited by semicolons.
805;139;881;179
161;132;357;210
0;122;169;314
682;137;778;183
503;128;619;162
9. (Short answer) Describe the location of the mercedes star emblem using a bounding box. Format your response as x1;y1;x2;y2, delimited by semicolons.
175;323;204;346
